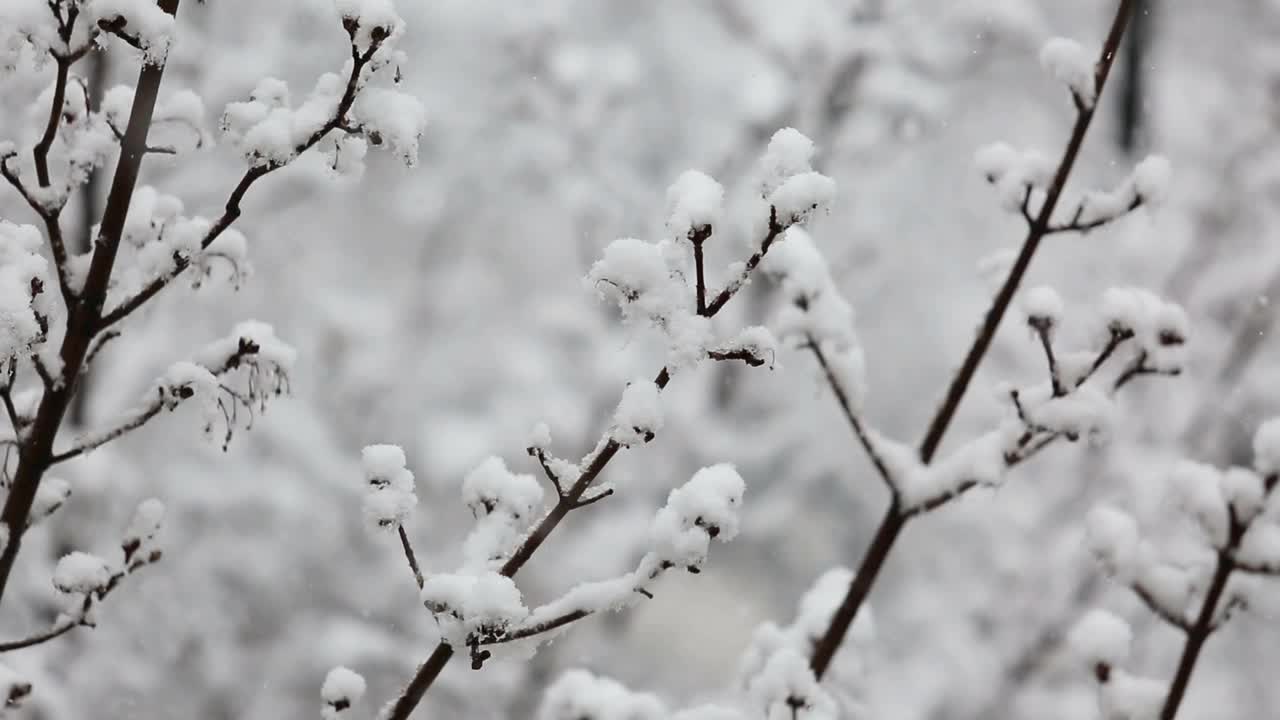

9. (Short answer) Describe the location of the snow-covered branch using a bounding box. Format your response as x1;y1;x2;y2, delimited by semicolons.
372;128;830;720
97;2;426;331
1077;419;1280;719
48;321;294;463
0;497;162;654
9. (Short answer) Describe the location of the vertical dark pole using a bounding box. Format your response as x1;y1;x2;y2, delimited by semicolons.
1117;0;1152;153
68;50;110;428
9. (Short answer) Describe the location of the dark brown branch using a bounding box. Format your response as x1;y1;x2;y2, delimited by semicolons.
0;618;76;653
0;361;20;439
1045;195;1141;235
527;446;564;497
806;336;894;495
31;6;81;301
572;487;613;508
397;525;424;590
97;38;384;331
47;402;161;464
690;226;711;315
0;0;182;608
704;208;782;316
707;348;768;367
1079;327;1134;388
1158;475;1278;718
1159;549;1234;719
1112;350;1181;391
808;0;1137;680
1030;319;1065;396
83;329;121;371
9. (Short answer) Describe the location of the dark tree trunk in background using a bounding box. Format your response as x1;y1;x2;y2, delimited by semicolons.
1117;0;1153;153
68;50;110;428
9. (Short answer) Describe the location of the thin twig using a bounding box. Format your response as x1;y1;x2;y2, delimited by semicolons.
397;525;424;590
1031;321;1065;396
97;37;385;331
0;619;76;653
806;336;894;495
808;0;1138;680
1133;581;1192;632
690;226;711;316
384;210;788;720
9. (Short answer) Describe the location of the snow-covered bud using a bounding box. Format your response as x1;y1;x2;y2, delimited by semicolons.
461;457;543;522
666;170;724;241
611;379;664;447
28;477;70;527
768;171;836;228
759;127;817;198
650;464;745;571
1023;285;1064;332
1069;608;1132;672
0;664;31;711
1040;37;1096;107
1253;417;1280;477
1084;505;1141;579
1170;461;1229;548
1132;155;1172;207
53;551;111;595
361;444;417;530
321;666;366;720
526;422;552;451
539;669;667;720
123;498;165;555
974;142;1019;184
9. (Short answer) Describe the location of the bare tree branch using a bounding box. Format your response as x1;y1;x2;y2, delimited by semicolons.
809;0;1140;679
0;2;184;606
97;35;387;331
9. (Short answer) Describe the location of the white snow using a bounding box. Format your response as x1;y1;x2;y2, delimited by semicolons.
1039;37;1096;107
666;170;725;240
420;570;529;640
1085;504;1141;579
1238;522;1280;573
585;237;688;327
361;443;418;530
611;379;664;447
29;477;71;526
1068;608;1132;666
974;142;1019;182
321;666;366;719
53;551;111;595
461;456;544;522
1023;285;1064;328
747;647;837;720
124;498;165;548
649;464;744;570
333;0;406;52
1221;467;1267;524
539;669;667;720
758;127;817;199
90;0;176;63
527;421;552;450
352;87;427;166
768;171;836;227
1099;670;1165;720
1169;461;1229;548
1132;155;1172;206
1254;417;1280;476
